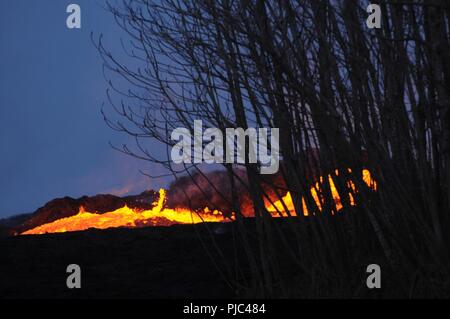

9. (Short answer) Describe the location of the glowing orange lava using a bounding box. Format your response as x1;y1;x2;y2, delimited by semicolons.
22;169;376;235
266;169;376;217
22;189;227;235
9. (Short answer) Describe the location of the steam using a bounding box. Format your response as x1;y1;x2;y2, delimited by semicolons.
166;168;287;217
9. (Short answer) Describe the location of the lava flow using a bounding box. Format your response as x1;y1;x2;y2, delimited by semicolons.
22;189;227;235
266;169;376;216
21;169;375;235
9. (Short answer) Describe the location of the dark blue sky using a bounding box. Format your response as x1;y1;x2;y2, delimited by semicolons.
0;1;167;217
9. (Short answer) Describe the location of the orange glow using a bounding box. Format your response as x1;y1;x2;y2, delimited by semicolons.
22;169;376;235
22;189;228;235
266;169;376;217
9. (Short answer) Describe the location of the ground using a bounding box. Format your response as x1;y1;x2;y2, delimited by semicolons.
0;223;235;299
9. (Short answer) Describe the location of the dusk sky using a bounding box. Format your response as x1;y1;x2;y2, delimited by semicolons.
0;0;168;217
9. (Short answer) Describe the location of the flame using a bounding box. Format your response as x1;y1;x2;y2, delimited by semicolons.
21;169;376;235
266;169;376;217
22;189;227;235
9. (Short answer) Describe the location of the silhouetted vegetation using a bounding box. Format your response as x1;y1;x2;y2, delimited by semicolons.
95;0;450;297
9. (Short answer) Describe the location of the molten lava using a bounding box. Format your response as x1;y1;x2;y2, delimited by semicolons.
265;169;376;216
22;169;375;235
22;189;227;235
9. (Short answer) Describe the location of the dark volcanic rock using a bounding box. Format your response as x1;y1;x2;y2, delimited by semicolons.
0;213;32;229
0;223;236;298
16;190;157;234
0;224;13;238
